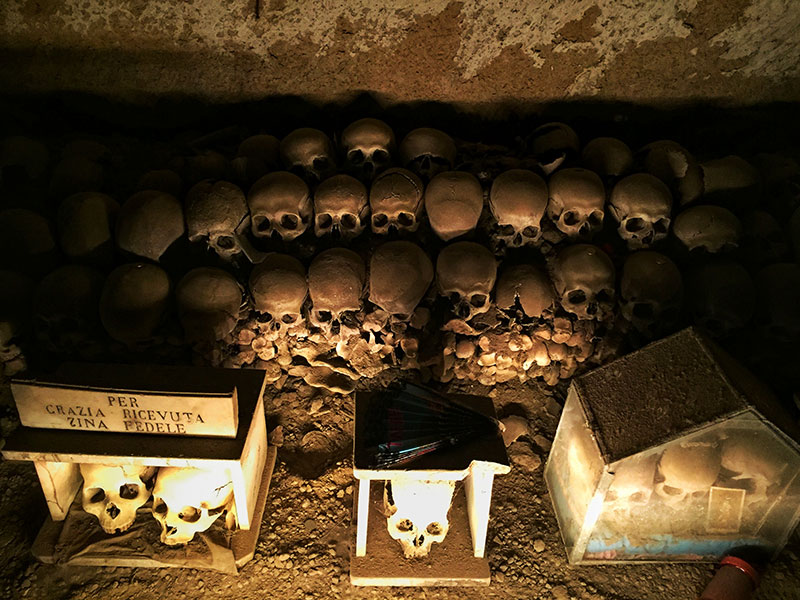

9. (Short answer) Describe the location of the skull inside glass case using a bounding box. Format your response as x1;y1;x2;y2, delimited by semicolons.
544;328;800;564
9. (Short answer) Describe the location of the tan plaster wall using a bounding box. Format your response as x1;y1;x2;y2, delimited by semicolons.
1;0;799;112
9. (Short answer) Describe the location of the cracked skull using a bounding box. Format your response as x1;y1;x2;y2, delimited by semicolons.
398;127;457;181
436;241;497;321
528;122;580;174
489;169;548;248
609;173;673;250
495;264;554;321
280;127;336;184
314;174;369;239
152;466;235;545
340;118;395;181
384;479;455;558
637;140;703;206
547;168;605;240
425;171;484;241
247;171;312;241
368;241;433;319
307;248;365;337
249;253;307;334
80;463;156;534
620;251;683;337
185;180;249;261
369;168;425;235
552;244;615;320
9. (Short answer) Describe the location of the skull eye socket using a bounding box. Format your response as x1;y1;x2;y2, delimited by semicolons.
397;212;414;227
88;488;106;504
317;213;333;229
396;519;414;533
340;213;358;229
280;214;299;230
215;235;235;250
595;289;613;304
281;313;298;324
256;311;274;323
567;290;587;305
498;224;515;235
589;210;604;226
119;483;140;500
632;302;654;319
373;149;389;164
470;294;488;308
625;217;645;232
654;218;670;234
426;522;443;536
563;211;579;226
522;226;539;238
315;310;332;323
178;506;201;523
348;149;365;165
153;499;168;515
313;157;330;171
448;292;461;304
373;213;388;227
253;216;271;232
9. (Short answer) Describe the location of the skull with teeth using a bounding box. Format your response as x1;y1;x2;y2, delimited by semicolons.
609;174;673;249
80;463;156;534
340;118;395;182
185;180;250;261
307;248;365;338
248;253;307;335
551;244;616;321
100;263;171;344
637;140;704;206
57;192;119;266
684;258;755;339
620;251;683;338
115;190;185;262
436;242;497;321
528;122;580;175
547;168;605;240
673;205;742;253
176;267;243;343
489;169;548;248
152;466;236;545
247;172;312;241
655;441;721;507
280;127;337;184
368;241;433;320
384;479;455;558
398;128;457;181
425;171;484;241
581;137;633;183
369;168;424;235
495;264;554;320
313;174;369;239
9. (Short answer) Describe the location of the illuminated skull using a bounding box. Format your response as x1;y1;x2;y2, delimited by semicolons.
247;171;312;241
398;128;457;181
489;169;548;248
248;253;307;335
313;174;369;239
425;171;484;241
609;174;673;250
340;118;395;181
369;168;424;235
495;264;555;321
547;168;605;240
655;442;721;507
185;180;249;261
307;248;365;338
368;241;433;319
436;242;497;321
80;463;156;534
384;479;455;558
551;244;615;321
280;127;337;184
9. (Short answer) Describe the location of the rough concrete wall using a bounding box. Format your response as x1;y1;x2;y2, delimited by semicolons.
1;0;799;111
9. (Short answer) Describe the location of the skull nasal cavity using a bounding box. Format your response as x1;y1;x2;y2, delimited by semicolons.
106;504;121;519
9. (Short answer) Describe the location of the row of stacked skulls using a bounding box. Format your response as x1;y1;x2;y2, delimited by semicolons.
1;119;799;400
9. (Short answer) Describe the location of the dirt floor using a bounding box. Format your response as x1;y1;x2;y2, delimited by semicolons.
1;376;798;600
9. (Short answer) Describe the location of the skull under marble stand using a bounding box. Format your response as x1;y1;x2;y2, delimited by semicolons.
0;365;275;573
350;391;510;586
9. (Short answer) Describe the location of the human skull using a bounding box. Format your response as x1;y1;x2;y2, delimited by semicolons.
655;442;721;506
740;210;789;268
232;134;280;188
609;174;673;249
368;241;433;319
247;171;312;241
637;140;704;206
369;168;424;235
620;251;683;337
436;242;497;321
185;180;250;261
307;248;365;337
721;431;788;508
0;208;58;275
340;118;395;182
673;205;742;253
57;192;119;266
581;137;633;183
684;258;755;338
398;128;457;181
425;171;484;241
280;127;337;184
547;168;605;240
100;263;171;344
0;135;49;183
176;268;243;343
152;466;235;545
489;169;548;248
248;253;307;333
80;463;156;534
115;190;185;262
384;479;455;558
605;453;658;514
495;264;554;320
314;174;369;239
701;155;761;206
527;122;580;174
551;245;615;321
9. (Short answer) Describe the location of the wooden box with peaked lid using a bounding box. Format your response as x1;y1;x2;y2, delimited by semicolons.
544;327;800;564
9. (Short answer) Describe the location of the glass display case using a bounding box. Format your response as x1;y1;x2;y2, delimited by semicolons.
545;328;800;564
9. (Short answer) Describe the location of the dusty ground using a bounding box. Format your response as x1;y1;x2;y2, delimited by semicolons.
1;376;798;600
